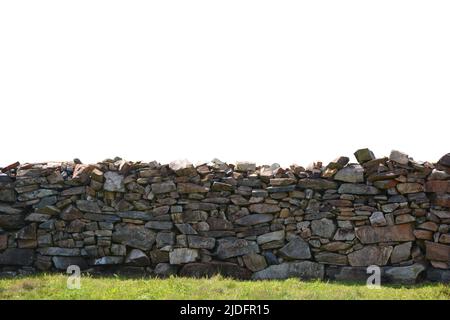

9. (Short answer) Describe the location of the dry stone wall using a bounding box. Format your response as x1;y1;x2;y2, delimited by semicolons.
1;149;450;283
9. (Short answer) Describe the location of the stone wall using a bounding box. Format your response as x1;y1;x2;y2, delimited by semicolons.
1;149;450;283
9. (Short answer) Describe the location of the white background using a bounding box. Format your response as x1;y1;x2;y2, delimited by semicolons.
1;1;449;168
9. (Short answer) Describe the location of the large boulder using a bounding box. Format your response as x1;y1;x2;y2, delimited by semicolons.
0;248;35;266
252;261;324;280
235;213;274;226
215;238;259;259
383;264;426;284
311;218;336;239
248;204;280;214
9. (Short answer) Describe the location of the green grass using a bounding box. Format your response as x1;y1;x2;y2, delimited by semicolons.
0;274;449;300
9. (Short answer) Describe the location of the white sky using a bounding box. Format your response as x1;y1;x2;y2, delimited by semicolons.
1;1;449;168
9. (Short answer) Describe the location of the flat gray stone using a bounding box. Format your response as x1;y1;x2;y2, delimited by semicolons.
311;218;336;239
112;224;156;251
256;230;285;245
334;165;364;183
279;237;311;260
384;263;426;284
338;184;379;195
0;248;34;266
169;248;199;264
235;213;274;226
215;238;259;259
252;261;324;280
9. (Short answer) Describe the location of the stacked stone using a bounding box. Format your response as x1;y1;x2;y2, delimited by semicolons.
0;150;449;283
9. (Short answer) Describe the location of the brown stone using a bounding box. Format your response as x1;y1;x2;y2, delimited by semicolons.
242;253;268;272
315;252;348;265
396;183;424;194
426;241;450;262
348;246;392;266
177;183;209;194
413;230;433;240
297;178;338;190
425;180;450;193
355;224;415;244
439;234;450;244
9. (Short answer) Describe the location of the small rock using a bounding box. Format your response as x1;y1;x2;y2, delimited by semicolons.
125;249;150;266
169;159;197;177
391;242;412;264
248;204;280;214
438;153;450;167
314;252;348;265
151;182;176;194
154;263;178;277
369;211;387;227
235;162;256;172
334;164;364;183
354;148;375;164
256;230;285;245
348;246;393;266
242;254;267;272
177;183;209;194
338;184;379;195
187;235;215;249
215;238;259;259
94;256;124;265
252;261;324;280
279;237;311;260
311;218;336;239
389;150;409;165
396;183;424;194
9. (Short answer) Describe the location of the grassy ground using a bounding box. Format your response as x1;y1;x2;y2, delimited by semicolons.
0;274;449;300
